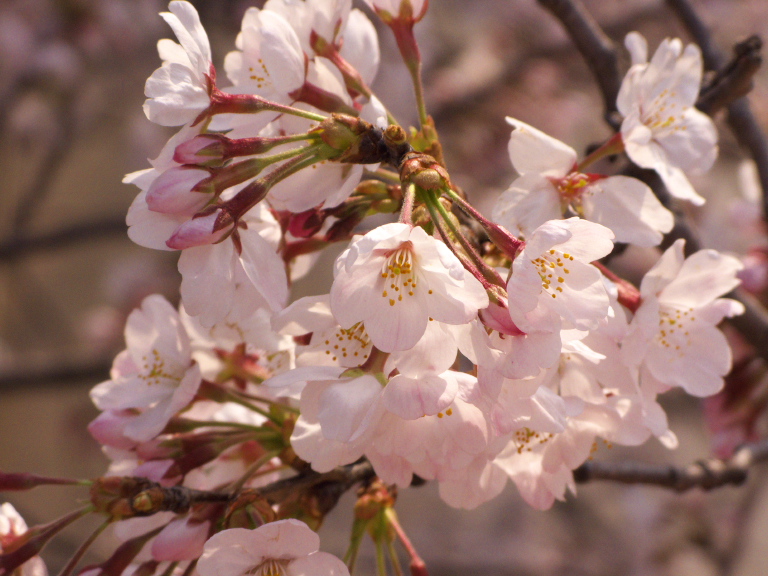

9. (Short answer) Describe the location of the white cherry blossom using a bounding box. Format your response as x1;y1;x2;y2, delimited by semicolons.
617;32;718;205
224;7;305;107
494;118;673;246
144;1;213;126
273;294;373;368
622;239;744;397
90;295;201;442
197;520;349;576
506;217;614;335
178;202;288;327
330;223;489;352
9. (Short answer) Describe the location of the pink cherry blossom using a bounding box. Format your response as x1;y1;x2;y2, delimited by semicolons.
90;295;201;442
617;32;718;205
506;217;614;335
197;520;349;576
622;239;744;397
144;1;213;126
330;223;489;352
494;118;673;246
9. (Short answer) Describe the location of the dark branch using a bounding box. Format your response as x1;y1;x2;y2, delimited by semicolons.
696;36;762;115
537;0;622;128
0;361;112;391
575;437;768;491
0;218;127;262
258;460;375;509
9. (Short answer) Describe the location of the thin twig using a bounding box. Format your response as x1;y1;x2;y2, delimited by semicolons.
537;0;622;128
574;436;768;491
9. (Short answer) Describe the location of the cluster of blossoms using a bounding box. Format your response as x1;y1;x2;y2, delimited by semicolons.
0;2;747;576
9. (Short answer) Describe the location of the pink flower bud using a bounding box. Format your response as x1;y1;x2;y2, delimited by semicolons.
146;167;213;216
173;134;227;166
165;209;233;250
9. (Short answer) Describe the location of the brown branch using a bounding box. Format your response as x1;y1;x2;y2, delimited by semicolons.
696;36;762;115
666;0;768;221
537;0;622;128
258;460;375;510
0;218;128;261
574;437;768;491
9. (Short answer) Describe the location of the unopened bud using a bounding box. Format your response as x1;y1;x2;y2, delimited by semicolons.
173;134;227;166
384;124;407;145
411;168;443;190
288;209;327;238
320;114;369;151
165;209;234;250
399;152;449;190
479;300;525;336
146;167;213;216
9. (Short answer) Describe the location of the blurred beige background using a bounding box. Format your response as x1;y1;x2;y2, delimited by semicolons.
2;0;768;574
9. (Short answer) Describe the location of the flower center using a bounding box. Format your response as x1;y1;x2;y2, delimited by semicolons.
140;348;181;385
641;88;685;134
656;306;696;356
531;249;575;299
380;243;422;307
319;322;372;364
247;58;273;91
552;172;596;208
248;559;287;576
512;427;554;454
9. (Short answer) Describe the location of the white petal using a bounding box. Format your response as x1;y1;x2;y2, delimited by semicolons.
505;117;576;176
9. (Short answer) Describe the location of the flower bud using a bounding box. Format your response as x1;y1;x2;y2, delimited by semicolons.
173;134;227;167
288;209;327;238
165;209;234;250
146;167;213;216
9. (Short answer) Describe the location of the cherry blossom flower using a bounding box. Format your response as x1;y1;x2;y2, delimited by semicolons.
181;305;295;381
197;520;349;576
90;295;201;442
330;223;489;352
617;32;718;205
273;295;373;368
0;503;48;576
506;217;614;335
177;202;288;327
144;1;213;126
223;7;305;109
622;239;744;397
493;118;673;246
